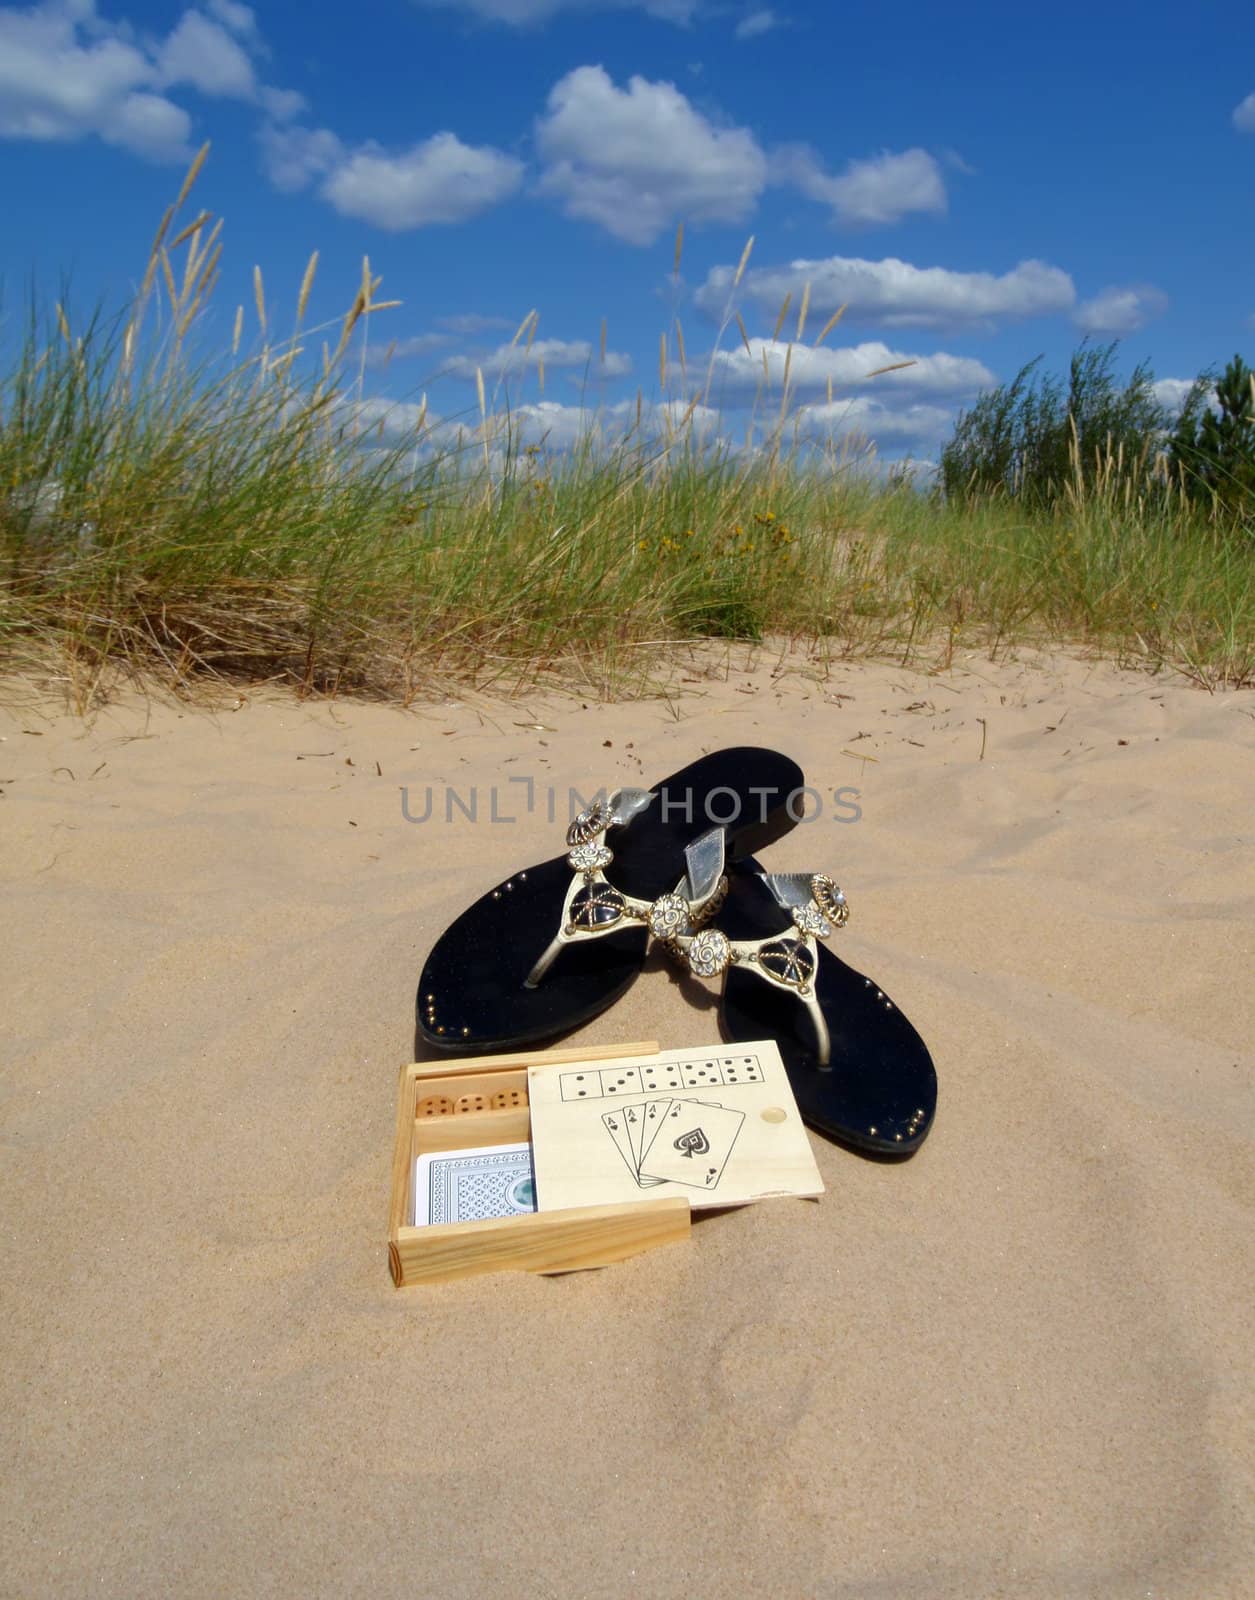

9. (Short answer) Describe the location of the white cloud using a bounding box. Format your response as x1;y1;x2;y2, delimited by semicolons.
438;312;514;334
349;397;589;462
103;90;193;159
477;397;722;451
707;338;993;400
443;336;632;378
260;117;523;229
799;395;956;447
1233;92;1255;132
535;65;767;245
413;0;698;24
652;397;723;433
0;2;189;159
258;121;344;191
0;2;300;163
321;132;524;228
696;253;1076;331
735;8;778;38
940;146;976;176
355;389;948;466
157;10;256;99
259;84;305;121
206;0;260;38
774;144;946;225
1152;378;1216;418
496;399;605;449
363;332;454;368
1151;378;1195;416
1073;284;1168;335
465;393;946;464
349;395;441;444
378;395;713;457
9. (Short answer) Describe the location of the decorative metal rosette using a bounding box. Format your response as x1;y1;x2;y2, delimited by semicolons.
566;797;612;848
686;927;732;978
647;891;693;941
755;937;816;993
567;841;613;872
791;902;832;939
810;873;849;927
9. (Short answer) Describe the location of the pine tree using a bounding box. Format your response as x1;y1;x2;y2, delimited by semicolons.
1169;354;1255;519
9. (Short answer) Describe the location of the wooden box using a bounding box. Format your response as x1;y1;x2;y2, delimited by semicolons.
388;1040;691;1287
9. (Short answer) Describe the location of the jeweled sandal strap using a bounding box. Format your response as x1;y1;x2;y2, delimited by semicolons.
670;873;849;1068
524;799;727;989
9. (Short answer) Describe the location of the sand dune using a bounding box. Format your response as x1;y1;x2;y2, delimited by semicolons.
2;648;1252;1599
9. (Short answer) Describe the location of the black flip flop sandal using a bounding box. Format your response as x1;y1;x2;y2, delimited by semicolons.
669;853;937;1153
417;749;804;1054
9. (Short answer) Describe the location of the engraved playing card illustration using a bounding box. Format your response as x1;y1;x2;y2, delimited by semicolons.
638;1100;745;1191
602;1110;638;1181
602;1101;664;1187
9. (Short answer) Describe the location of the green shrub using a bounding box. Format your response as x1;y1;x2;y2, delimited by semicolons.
2;151;1252;698
940;342;1166;507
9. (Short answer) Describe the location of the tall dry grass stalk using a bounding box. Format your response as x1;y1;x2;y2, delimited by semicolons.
1;147;1251;709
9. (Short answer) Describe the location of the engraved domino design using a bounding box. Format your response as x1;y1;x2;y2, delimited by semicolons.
559;1055;763;1102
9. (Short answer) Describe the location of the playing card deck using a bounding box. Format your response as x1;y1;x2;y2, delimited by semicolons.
413;1141;536;1226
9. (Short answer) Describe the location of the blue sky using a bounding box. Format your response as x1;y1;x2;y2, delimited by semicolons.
2;0;1253;464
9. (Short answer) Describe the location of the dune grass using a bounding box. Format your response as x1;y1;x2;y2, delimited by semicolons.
2;150;1252;708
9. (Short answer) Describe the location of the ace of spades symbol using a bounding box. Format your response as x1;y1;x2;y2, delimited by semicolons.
638;1099;745;1190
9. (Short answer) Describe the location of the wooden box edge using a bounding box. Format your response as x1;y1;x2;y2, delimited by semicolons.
388;1041;681;1287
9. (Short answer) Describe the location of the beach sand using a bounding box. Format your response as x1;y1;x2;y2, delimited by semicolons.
2;647;1252;1599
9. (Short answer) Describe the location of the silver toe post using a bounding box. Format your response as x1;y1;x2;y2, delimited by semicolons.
670;871;849;1067
524;799;730;990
